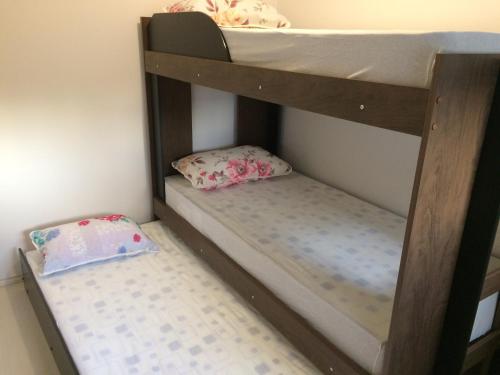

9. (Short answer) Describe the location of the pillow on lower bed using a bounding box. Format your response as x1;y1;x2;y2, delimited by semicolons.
172;145;292;190
163;0;291;28
29;215;158;276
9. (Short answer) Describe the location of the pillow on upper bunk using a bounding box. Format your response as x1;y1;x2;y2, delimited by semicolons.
163;0;291;28
172;145;292;190
29;215;158;276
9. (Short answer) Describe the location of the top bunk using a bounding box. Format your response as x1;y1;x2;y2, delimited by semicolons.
141;12;500;136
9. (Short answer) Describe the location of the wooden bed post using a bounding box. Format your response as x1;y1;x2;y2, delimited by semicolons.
236;96;281;153
383;55;500;375
141;17;192;200
434;68;500;374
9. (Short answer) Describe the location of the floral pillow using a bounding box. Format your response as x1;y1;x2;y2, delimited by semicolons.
172;145;292;190
163;0;291;28
30;215;159;276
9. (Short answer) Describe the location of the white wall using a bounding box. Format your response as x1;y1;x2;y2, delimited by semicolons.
277;0;500;31
280;112;420;216
0;0;169;281
275;0;500;217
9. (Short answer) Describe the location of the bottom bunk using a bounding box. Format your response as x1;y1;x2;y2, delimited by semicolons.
163;172;500;374
20;222;318;375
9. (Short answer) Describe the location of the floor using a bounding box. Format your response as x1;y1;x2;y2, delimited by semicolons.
0;282;59;375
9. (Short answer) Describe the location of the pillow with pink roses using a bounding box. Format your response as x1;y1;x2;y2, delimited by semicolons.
172;145;292;190
163;0;291;28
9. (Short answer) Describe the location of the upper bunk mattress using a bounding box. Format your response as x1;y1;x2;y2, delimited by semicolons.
25;221;318;375
221;29;500;88
165;172;500;374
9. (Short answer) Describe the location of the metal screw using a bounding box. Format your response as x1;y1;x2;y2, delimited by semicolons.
155;64;159;69
197;73;200;78
360;104;365;110
258;84;262;90
329;367;334;373
200;248;204;254
432;123;438;130
251;295;255;300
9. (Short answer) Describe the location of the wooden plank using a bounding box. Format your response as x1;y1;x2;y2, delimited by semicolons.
19;249;79;375
156;77;192;177
236;96;281;153
145;50;428;136
142;17;192;199
383;55;500;375
462;330;500;373
154;198;368;375
141;17;160;199
482;268;500;300
148;13;231;61
434;58;500;374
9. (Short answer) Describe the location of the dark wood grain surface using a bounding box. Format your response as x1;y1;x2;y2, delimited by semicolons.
383;55;500;375
236;96;281;153
19;250;79;375
144;50;428;136
434;59;500;374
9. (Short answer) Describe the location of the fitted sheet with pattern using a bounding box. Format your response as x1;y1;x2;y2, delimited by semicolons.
165;172;500;374
221;29;500;88
25;222;319;375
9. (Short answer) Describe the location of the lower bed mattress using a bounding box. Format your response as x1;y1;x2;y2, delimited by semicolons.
25;221;319;375
165;172;500;374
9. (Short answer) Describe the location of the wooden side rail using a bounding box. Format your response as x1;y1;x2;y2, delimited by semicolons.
19;249;79;375
144;50;428;136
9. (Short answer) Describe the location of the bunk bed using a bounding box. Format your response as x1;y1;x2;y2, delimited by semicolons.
19;222;320;375
141;12;500;375
19;11;500;375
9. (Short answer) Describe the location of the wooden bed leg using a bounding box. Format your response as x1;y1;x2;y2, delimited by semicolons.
383;55;500;375
141;17;192;201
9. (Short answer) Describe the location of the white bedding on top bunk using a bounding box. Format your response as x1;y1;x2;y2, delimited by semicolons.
165;172;500;374
221;28;500;88
26;222;318;375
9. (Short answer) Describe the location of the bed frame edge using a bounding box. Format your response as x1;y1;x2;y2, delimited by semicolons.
19;248;79;375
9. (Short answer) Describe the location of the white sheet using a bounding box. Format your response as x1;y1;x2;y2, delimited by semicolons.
165;172;500;373
26;222;319;375
221;28;500;88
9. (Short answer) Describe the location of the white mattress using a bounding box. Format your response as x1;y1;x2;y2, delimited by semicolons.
26;222;319;375
165;172;500;374
221;28;500;88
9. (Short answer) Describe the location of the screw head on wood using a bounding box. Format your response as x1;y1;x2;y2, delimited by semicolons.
197;73;200;77
436;96;442;104
359;104;365;110
251;295;255;300
432;123;439;130
258;84;262;90
329;367;334;372
155;64;159;69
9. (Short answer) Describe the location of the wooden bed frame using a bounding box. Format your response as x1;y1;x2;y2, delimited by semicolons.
19;12;499;375
141;12;500;375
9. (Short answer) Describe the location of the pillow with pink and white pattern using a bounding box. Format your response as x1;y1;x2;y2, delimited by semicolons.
163;0;291;28
172;145;292;190
29;215;158;276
